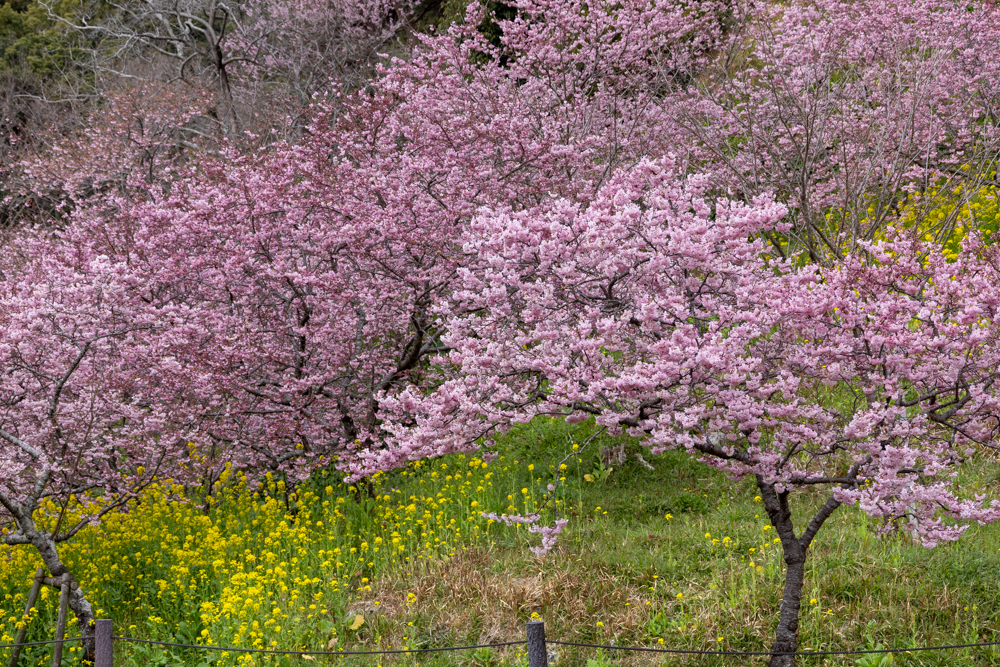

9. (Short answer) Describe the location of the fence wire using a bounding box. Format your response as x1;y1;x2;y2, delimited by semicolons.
113;636;525;656
0;637;82;649
0;631;997;658
547;637;1000;657
110;634;1000;658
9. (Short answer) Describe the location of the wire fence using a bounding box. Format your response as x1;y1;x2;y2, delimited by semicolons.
0;638;82;650
546;637;1000;657
4;620;1000;665
112;636;525;656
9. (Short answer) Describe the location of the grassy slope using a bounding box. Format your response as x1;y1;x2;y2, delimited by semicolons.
364;420;1000;667
0;419;998;667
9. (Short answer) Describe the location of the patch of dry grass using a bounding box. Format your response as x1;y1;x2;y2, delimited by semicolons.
336;422;1000;667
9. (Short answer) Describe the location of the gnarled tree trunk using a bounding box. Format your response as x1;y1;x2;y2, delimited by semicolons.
757;477;842;667
2;501;96;661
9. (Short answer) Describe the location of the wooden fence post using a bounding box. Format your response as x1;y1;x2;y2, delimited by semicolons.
7;568;44;667
50;574;70;667
94;620;112;667
526;620;547;667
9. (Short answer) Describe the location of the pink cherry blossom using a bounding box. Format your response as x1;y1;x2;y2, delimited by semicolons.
379;157;1000;665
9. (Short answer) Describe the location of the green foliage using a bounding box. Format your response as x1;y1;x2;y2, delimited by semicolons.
412;0;519;66
0;0;87;78
412;0;472;32
585;652;615;667
855;648;895;667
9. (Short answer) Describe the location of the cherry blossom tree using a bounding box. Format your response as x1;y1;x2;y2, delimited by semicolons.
4;81;217;227
7;0;1000;662
53;0;729;472
675;0;1000;263
0;0;729;588
0;225;228;654
376;157;1000;666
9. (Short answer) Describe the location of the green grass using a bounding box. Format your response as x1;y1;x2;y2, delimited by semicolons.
0;418;998;667
360;418;1000;666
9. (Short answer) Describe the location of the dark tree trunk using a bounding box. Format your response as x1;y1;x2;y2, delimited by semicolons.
756;476;842;667
769;550;806;667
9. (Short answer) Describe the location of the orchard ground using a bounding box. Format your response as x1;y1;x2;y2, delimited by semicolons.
0;420;998;667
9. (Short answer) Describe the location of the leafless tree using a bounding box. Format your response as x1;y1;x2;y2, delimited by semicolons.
43;0;414;136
